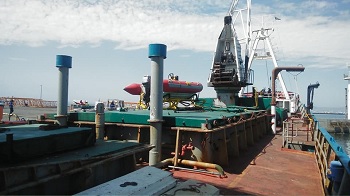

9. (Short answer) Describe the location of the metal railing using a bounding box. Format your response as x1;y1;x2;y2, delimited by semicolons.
281;104;350;194
282;106;314;148
0;97;57;108
282;119;303;148
314;114;350;195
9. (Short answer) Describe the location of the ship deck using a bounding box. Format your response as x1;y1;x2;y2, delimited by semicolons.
169;130;324;195
40;108;325;195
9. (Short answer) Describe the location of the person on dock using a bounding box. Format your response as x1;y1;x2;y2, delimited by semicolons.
110;100;116;110
9;99;14;114
8;99;14;121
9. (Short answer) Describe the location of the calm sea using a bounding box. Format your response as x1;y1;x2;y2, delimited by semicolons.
314;113;350;155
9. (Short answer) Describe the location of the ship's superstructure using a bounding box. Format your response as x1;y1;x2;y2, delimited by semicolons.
207;0;303;119
208;0;253;107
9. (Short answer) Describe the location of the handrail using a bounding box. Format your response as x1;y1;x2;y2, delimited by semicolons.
315;117;350;174
313;114;350;194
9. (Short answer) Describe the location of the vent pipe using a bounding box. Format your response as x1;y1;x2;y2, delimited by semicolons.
148;44;167;166
271;66;304;134
55;55;72;126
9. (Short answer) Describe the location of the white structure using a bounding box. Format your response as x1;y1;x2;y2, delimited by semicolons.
76;166;219;195
344;66;350;120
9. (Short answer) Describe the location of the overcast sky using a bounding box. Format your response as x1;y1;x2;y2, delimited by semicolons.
0;0;349;109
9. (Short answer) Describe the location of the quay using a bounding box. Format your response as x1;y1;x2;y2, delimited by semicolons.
318;118;350;133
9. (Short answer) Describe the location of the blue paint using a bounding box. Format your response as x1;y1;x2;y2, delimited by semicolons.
148;44;167;59
314;114;350;174
329;160;345;193
330;160;344;182
56;55;72;68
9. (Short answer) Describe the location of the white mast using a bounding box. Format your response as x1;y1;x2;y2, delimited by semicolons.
240;23;290;100
228;0;252;83
344;65;350;120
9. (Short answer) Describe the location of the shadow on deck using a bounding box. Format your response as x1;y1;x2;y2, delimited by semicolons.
170;132;323;195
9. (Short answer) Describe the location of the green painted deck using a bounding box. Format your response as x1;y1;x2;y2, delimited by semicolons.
0;124;91;142
45;107;266;128
0;124;95;163
12;139;147;166
0;124;152;194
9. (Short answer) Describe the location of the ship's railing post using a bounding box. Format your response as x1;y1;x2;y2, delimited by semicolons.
95;102;105;140
282;121;284;147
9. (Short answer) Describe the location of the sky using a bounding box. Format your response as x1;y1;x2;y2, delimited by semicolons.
0;0;350;110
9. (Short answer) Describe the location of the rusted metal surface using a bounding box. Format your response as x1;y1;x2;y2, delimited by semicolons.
170;133;324;195
172;113;268;166
167;110;325;195
28;106;328;195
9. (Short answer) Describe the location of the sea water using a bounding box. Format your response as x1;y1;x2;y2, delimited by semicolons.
314;113;350;155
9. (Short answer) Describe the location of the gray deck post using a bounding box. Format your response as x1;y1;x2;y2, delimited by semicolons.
148;44;167;166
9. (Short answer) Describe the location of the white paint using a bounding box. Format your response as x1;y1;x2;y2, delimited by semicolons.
75;166;176;195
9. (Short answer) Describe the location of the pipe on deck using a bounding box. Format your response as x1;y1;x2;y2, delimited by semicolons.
177;158;226;177
271;66;304;134
148;44;167;166
306;82;320;113
154;158;226;178
55;55;72;126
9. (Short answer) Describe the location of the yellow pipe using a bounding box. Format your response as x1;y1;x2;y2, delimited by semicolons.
177;158;225;177
155;157;226;178
153;158;174;169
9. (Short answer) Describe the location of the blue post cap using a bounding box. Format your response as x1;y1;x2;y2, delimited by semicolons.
148;44;167;59
56;55;72;68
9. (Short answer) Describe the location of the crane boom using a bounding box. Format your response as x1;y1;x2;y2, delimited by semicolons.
207;0;252;107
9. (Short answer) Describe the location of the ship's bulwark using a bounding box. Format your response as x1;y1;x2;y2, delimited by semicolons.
0;123;152;195
0;103;326;195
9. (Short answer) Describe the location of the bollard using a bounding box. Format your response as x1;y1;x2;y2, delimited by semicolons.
95;102;105;139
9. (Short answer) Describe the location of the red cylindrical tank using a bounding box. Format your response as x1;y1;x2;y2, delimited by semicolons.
124;80;203;95
123;83;142;95
163;79;203;93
